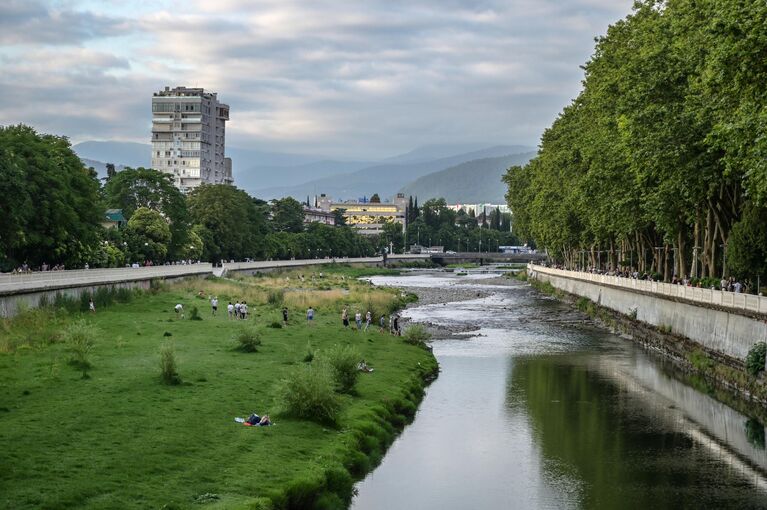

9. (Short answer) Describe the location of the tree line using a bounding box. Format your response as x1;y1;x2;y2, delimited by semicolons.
0;124;376;270
380;197;519;253
504;0;767;287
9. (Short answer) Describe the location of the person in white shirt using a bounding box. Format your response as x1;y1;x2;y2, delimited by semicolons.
227;302;234;319
210;296;219;316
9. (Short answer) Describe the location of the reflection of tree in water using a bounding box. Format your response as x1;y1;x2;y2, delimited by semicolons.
745;418;766;450
508;355;767;509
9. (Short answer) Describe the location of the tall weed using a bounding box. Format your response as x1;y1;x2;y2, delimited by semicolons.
62;320;98;378
279;364;341;424
325;344;361;393
160;342;181;385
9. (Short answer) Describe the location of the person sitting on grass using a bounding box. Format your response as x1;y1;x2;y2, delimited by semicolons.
358;359;374;372
174;303;184;319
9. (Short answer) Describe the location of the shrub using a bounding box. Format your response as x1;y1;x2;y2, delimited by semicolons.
268;289;284;306
745;417;766;449
160;343;181;385
188;306;203;321
303;343;315;363
235;327;262;352
325;344;361;393
403;324;431;346
658;324;673;334
268;321;283;329
279;364;341;424
746;342;767;377
62;320;98;378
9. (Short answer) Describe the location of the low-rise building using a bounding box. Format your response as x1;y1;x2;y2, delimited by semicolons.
315;193;408;235
303;207;336;226
102;209;126;229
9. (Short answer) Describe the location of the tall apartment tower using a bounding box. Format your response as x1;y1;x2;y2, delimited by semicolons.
151;86;233;192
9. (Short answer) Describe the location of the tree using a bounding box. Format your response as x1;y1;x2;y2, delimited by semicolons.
333;208;347;227
187;185;268;262
105;163;117;180
726;204;767;283
270;197;305;233
102;167;190;259
125;207;171;262
0;124;102;269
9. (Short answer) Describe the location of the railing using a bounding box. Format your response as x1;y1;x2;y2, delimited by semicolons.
0;264;212;295
222;257;385;272
529;264;767;316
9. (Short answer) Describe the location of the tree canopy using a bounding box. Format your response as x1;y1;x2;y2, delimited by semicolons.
504;0;767;286
0;125;102;268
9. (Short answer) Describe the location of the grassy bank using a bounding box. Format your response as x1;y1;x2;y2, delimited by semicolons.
0;272;436;509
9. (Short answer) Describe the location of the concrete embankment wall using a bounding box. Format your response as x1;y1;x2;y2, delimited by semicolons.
530;266;767;362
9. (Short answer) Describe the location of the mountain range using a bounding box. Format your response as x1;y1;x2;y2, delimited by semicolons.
72;141;534;203
399;152;535;204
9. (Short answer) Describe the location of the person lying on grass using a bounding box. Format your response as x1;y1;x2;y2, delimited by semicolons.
358;360;374;372
243;414;272;426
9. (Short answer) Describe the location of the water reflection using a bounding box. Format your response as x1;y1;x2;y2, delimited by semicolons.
352;273;767;509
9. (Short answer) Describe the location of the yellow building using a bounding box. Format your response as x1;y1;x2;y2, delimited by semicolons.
316;193;407;235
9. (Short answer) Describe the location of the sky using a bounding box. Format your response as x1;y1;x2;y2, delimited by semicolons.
0;0;633;159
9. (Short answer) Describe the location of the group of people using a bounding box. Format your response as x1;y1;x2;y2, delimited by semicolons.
340;306;401;335
543;263;750;292
225;300;250;320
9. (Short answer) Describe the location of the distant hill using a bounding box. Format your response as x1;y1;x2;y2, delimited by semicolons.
73;141;151;169
399;152;535;203
255;145;534;201
71;140;369;192
80;158;127;180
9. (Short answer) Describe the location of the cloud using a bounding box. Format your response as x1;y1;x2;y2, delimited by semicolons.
0;0;635;157
0;0;134;45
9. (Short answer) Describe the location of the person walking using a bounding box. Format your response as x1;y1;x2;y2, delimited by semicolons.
282;306;289;326
342;306;350;329
234;301;241;319
364;310;372;331
88;298;96;314
393;314;401;336
307;306;315;325
355;310;362;331
210;296;218;316
227;302;234;320
379;314;386;334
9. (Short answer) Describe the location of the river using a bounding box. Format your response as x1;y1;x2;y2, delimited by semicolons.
351;271;767;509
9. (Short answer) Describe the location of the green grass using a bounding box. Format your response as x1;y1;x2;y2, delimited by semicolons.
0;277;437;509
446;263;480;269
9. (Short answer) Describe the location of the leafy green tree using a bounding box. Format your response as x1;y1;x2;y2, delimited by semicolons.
103;167;190;259
726;204;767;283
187;185;267;262
0;124;102;269
270;197;305;233
125;207;171;262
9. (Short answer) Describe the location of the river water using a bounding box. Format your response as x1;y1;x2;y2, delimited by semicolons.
351;272;767;509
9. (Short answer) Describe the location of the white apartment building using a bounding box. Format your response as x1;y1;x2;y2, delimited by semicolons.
151;86;233;192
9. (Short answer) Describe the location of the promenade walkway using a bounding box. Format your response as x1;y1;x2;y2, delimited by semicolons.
529;264;767;316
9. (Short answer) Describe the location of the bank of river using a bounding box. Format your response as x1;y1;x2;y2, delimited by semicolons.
353;271;767;509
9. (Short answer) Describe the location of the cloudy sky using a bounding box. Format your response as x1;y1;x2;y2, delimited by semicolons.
0;0;632;158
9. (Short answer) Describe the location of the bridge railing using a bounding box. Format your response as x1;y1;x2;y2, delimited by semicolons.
529;264;767;315
222;257;385;272
0;264;213;295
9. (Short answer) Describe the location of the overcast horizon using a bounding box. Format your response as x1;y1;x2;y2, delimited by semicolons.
1;0;633;159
